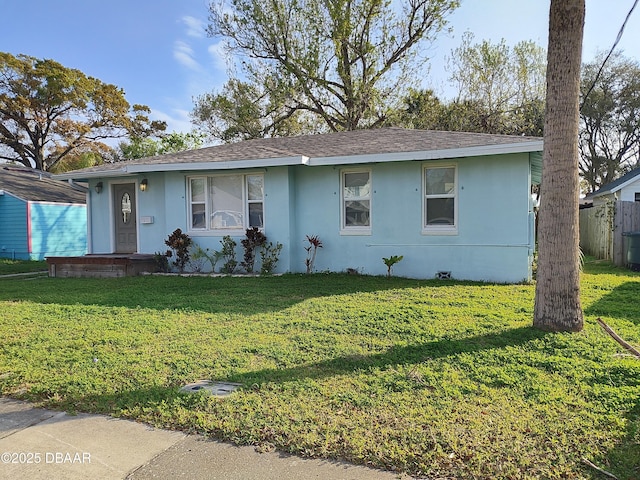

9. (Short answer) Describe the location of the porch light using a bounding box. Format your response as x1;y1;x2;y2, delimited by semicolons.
95;182;103;194
140;179;148;192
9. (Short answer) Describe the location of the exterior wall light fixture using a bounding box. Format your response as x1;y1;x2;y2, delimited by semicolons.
140;179;148;192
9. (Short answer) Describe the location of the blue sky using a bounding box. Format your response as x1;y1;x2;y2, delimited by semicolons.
2;1;639;134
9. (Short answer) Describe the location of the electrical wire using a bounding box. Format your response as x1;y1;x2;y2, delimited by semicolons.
579;0;639;111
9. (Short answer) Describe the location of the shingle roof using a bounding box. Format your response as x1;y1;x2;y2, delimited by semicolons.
0;166;86;203
55;128;543;179
587;166;640;198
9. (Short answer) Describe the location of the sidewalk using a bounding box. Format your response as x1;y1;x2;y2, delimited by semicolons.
0;397;410;480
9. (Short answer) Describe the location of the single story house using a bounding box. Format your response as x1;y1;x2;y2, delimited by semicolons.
53;128;543;282
0;166;87;260
584;166;640;205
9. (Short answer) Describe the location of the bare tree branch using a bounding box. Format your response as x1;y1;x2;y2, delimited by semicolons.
597;318;640;359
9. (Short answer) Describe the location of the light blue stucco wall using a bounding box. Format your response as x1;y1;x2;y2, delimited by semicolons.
138;173;170;254
29;202;87;259
154;168;295;272
289;155;533;282
88;176;169;255
87;180;111;254
87;152;536;282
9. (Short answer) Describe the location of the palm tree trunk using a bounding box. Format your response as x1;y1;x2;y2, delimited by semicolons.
534;0;585;332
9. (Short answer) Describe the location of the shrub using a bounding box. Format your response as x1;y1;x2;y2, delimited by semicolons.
241;227;267;273
165;229;193;273
190;244;223;273
383;255;404;277
220;236;238;274
152;252;170;273
304;235;323;273
260;242;283;275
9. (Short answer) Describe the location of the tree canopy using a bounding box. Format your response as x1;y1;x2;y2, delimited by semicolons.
0;52;166;171
117;131;205;161
446;32;546;135
394;34;546;135
192;78;314;142
193;0;459;142
579;52;640;193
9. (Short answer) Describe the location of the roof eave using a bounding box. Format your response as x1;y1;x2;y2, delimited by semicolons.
52;167;128;181
52;156;309;180
595;176;640;197
0;190;24;202
588;190;610;199
127;155;309;173
308;141;544;166
52;141;542;180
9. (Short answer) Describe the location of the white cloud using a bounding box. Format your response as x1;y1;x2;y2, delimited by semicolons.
173;40;201;71
208;40;229;72
151;107;194;134
165;13;230;128
181;16;206;38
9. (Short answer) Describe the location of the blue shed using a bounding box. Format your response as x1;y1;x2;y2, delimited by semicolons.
54;128;542;283
0;166;87;260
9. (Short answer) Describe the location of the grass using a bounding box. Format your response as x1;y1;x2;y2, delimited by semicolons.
0;259;47;275
0;259;638;479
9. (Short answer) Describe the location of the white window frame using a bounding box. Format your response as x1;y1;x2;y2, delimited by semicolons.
188;177;207;231
245;174;265;230
340;168;372;235
422;164;458;236
187;173;264;235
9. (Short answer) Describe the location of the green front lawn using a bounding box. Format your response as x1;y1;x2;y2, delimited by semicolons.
0;262;638;479
0;259;47;275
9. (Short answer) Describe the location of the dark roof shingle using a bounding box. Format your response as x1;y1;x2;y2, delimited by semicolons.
59;128;543;178
0;167;86;203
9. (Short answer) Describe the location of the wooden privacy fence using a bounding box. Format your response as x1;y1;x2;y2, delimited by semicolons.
579;201;640;266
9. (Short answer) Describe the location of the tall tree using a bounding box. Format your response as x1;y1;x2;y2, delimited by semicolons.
389;88;445;130
195;0;459;142
445;32;546;135
48;149;108;174
579;52;640;193
533;0;585;332
192;79;319;142
0;52;166;171
117;131;205;161
392;91;496;133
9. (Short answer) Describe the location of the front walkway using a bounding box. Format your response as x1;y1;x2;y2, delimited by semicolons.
0;397;411;480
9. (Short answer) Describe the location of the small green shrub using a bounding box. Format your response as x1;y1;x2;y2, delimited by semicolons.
383;255;404;277
190;245;223;273
220;236;238;274
152;252;170;273
260;242;283;275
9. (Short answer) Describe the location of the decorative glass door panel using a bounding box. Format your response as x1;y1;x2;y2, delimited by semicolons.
113;184;137;253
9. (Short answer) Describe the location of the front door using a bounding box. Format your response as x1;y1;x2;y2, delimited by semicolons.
113;183;137;253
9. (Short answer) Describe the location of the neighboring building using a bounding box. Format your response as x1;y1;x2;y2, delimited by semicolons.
580;167;640;267
0;166;87;260
585;167;640;205
53;128;542;283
